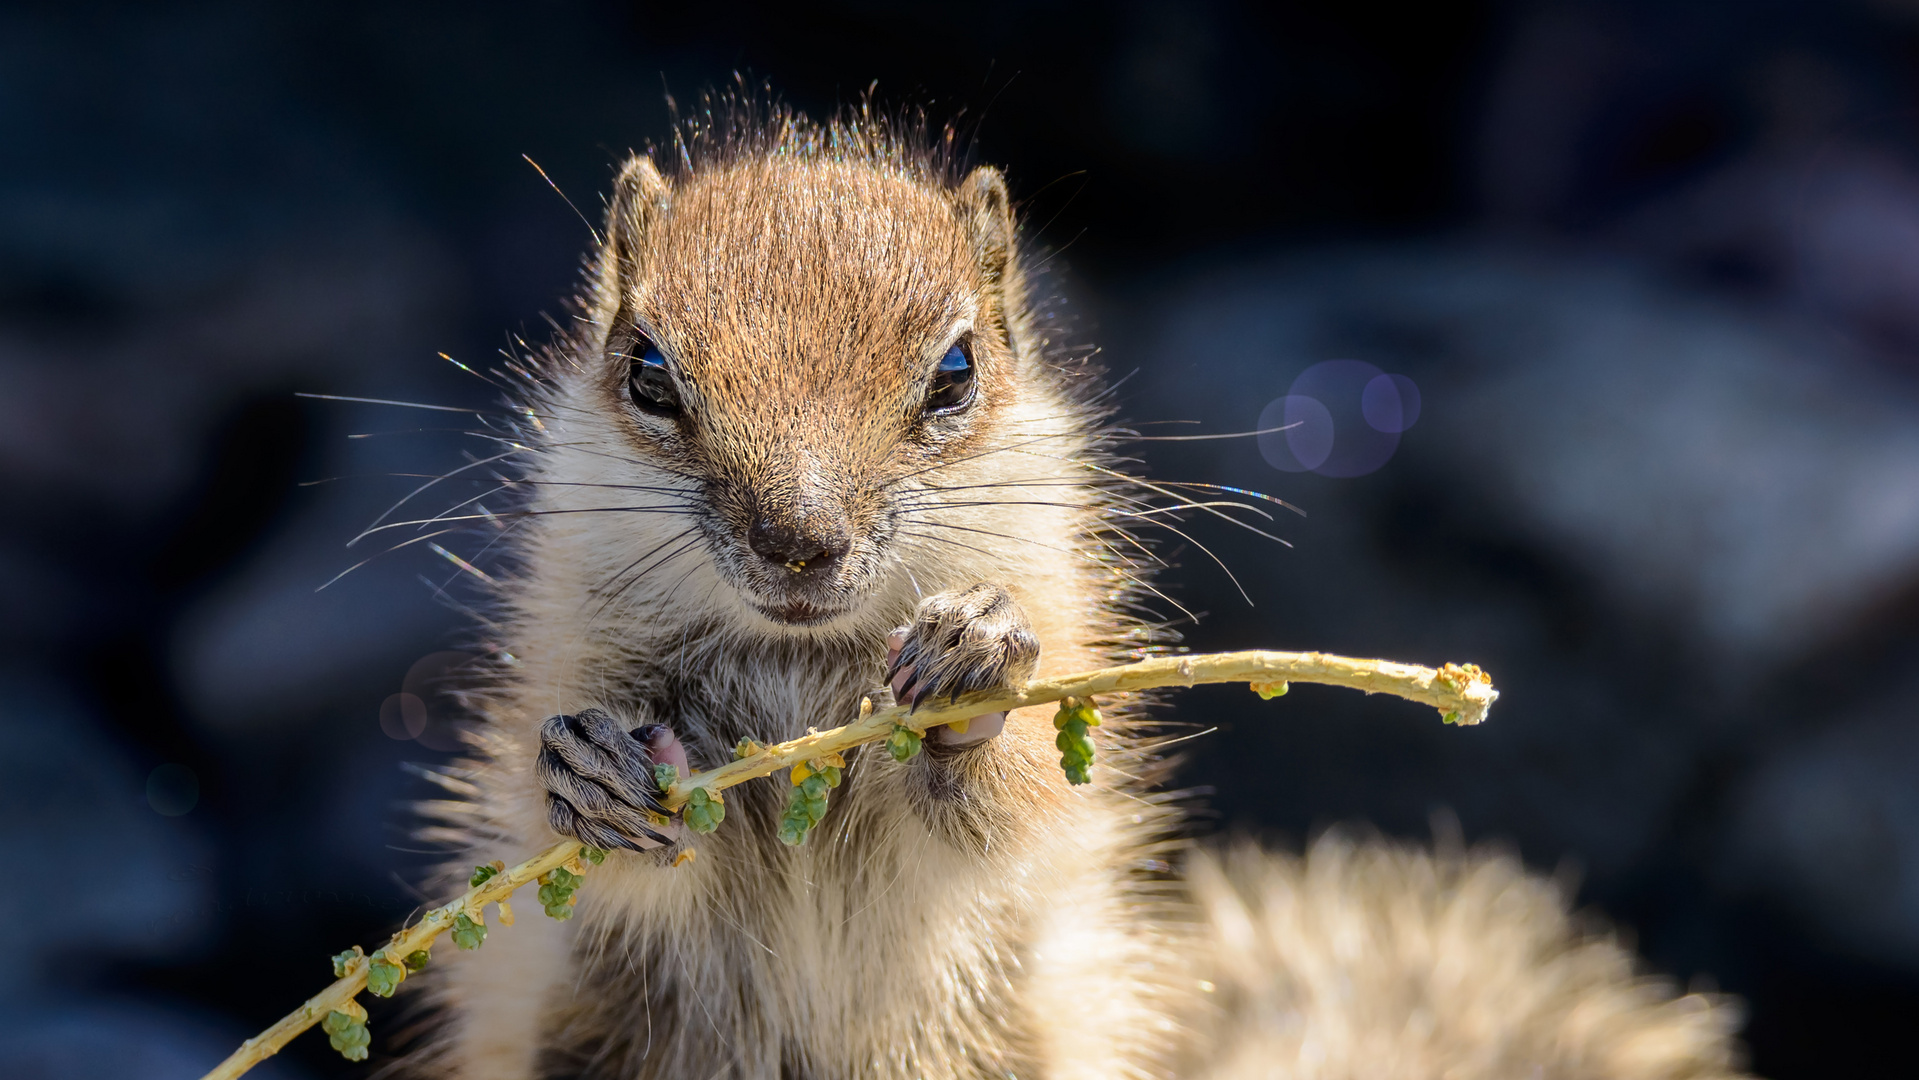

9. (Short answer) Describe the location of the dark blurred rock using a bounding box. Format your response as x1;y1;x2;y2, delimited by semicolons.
0;1000;305;1080
1138;244;1919;675
0;673;213;988
1722;679;1919;966
1120;239;1919;982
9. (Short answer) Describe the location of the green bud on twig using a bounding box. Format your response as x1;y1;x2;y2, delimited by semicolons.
885;724;922;761
1053;697;1102;729
1053;697;1099;785
469;862;501;887
330;947;362;980
683;786;725;834
777;755;844;845
538;866;583;919
365;955;404;998
579;845;607;864
451;912;487;950
402;949;431;972
653;762;679;790
321;1007;371;1062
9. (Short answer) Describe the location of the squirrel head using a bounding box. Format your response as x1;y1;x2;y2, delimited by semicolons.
532;137;1068;637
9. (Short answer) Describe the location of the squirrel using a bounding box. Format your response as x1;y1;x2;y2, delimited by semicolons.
408;104;1749;1080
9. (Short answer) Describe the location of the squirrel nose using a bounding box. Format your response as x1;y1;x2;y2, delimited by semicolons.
747;516;849;576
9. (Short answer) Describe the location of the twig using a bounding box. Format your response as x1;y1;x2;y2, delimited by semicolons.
668;650;1495;807
199;649;1494;1079
199;842;583;1080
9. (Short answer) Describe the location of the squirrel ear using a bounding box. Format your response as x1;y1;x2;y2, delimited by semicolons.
955;165;1015;287
592;155;671;344
954;166;1026;350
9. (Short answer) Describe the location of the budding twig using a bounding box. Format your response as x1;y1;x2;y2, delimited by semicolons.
670;650;1494;808
199;842;587;1080
199;649;1494;1079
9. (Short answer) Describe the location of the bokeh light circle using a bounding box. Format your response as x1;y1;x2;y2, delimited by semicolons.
1362;373;1421;433
1258;394;1335;472
381;691;430;740
1279;360;1400;477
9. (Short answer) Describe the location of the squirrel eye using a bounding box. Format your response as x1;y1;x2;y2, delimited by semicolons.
923;342;976;415
627;338;681;418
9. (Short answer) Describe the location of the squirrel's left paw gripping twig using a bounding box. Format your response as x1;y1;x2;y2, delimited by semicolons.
199;648;1495;1080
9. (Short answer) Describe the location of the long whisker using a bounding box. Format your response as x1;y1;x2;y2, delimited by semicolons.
391;481;521;537
902;469;1291;540
317;526;465;591
893;519;1086;559
428;542;497;586
364;472;698;497
295;392;493;415
343;425;530;441
1141;480;1303;516
895;521;1199;622
1005;446;1298;546
915;486;1257;605
901;425;1273;509
356;505;702;540
466;477;698;495
352;449;525;546
891;526;1174;610
897;497;1276;525
589;526;702;598
908;426;1300;515
425;515;531;597
1117;423;1300;442
461;429;705;483
889;527;1004;562
585;532;705;628
1113;501;1268;521
522;153;602;246
909;476;1095;495
888;428;1092;484
900;524;1195;624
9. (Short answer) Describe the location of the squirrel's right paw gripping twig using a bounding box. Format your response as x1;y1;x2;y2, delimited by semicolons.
199;648;1495;1080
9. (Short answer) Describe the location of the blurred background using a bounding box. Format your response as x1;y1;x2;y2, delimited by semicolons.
5;1;1918;1075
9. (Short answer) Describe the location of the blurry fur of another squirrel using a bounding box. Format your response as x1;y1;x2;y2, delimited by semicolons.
406;99;1748;1080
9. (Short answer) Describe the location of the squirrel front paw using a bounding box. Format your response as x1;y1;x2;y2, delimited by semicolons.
885;583;1039;747
537;710;688;851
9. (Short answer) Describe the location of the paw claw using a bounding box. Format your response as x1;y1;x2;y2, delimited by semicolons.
548;794;640;853
885;584;1038;739
538;709;683;850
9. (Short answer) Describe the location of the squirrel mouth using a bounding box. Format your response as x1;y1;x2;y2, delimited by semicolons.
751;598;849;627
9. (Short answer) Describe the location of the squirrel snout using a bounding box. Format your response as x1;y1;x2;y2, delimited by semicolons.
747;515;850;576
